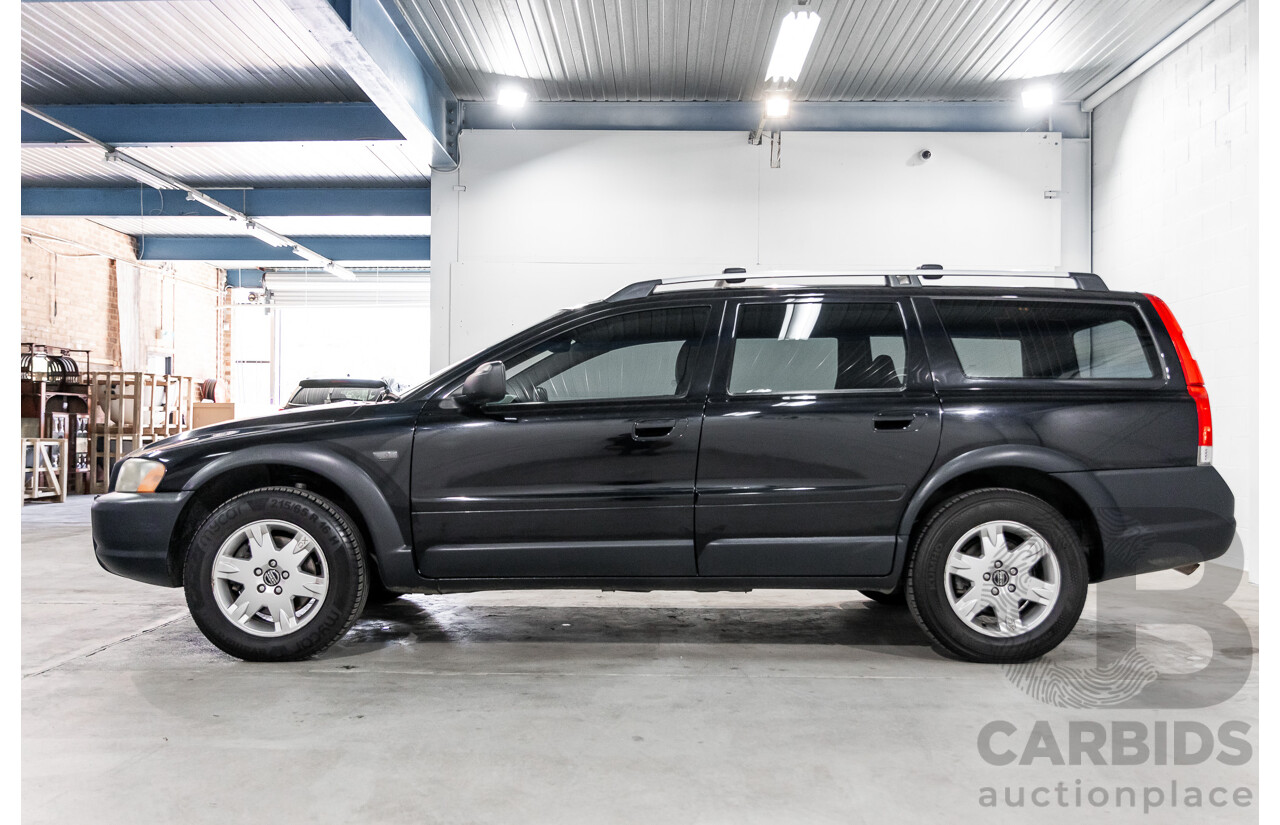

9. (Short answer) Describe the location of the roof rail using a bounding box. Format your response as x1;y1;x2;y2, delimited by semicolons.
604;268;1109;302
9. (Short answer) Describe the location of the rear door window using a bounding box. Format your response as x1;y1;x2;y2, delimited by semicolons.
729;301;907;394
934;300;1158;380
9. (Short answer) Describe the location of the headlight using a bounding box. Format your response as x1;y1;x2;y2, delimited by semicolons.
115;459;166;493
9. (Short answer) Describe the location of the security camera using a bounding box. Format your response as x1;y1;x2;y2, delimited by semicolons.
919;149;933;161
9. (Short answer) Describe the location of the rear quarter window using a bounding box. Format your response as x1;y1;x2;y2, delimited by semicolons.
934;299;1159;380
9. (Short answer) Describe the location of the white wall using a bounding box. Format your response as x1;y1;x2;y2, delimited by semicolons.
1061;138;1093;273
229;302;276;419
432;129;1085;367
1092;1;1258;579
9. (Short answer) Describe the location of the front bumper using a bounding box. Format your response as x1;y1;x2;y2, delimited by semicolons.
1057;466;1236;581
91;491;189;587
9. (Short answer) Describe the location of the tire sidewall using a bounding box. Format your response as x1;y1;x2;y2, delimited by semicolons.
184;487;366;661
908;490;1088;663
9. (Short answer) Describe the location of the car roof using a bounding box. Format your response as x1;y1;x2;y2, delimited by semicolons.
297;378;389;389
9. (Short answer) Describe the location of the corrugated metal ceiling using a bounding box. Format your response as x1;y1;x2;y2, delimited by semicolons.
392;0;1217;103
22;0;366;104
21;0;1221;108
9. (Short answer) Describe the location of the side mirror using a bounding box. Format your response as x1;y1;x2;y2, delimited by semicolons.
456;361;507;407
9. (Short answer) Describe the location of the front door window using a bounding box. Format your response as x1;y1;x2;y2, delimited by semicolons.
496;307;711;404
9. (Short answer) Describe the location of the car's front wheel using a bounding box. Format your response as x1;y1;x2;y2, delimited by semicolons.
184;486;367;661
905;488;1087;663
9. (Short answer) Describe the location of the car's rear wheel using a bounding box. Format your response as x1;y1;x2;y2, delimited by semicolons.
184;487;367;661
905;488;1087;663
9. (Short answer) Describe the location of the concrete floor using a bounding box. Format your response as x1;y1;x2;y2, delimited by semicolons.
23;496;1258;824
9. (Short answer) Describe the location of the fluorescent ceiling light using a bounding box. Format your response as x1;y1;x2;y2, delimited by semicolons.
765;8;821;83
1021;83;1054;109
103;151;182;190
496;86;528;107
765;95;791;118
294;247;329;265
245;221;293;248
324;262;357;281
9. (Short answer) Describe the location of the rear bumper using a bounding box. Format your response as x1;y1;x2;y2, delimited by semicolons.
91;492;188;587
1056;466;1236;581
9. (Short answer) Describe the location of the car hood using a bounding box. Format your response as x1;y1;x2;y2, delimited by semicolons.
143;402;367;454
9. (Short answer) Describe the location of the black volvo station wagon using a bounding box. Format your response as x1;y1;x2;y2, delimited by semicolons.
91;269;1235;663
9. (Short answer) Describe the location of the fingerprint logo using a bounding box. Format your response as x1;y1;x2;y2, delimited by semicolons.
1003;647;1160;708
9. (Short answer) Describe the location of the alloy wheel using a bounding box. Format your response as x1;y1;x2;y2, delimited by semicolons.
210;520;330;638
943;520;1061;638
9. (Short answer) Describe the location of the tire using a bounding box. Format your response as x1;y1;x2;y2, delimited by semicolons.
859;589;907;606
184;486;367;662
905;488;1087;663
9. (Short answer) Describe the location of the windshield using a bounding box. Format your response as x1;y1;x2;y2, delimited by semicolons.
289;386;384;405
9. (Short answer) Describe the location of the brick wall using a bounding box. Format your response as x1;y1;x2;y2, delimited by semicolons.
1092;2;1258;578
21;218;228;390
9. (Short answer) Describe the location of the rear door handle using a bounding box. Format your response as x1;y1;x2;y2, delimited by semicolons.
632;419;677;441
874;412;919;431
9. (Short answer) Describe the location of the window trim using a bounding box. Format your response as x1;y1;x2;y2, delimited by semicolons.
721;298;911;398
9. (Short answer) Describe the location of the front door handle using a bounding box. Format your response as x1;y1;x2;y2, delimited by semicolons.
874;411;920;431
632;419;677;441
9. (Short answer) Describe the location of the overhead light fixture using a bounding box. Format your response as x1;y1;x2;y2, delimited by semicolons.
496;86;528;108
1021;83;1054;110
244;221;293;248
103;151;182;190
324;262;357;281
293;247;329;265
765;7;821;83
765;95;791;118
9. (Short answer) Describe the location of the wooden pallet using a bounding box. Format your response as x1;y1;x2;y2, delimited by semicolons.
22;438;69;503
87;372;194;493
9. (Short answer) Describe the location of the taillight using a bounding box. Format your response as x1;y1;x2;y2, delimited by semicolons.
1145;294;1212;465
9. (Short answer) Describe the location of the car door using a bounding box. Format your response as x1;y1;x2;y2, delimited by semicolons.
410;301;722;579
694;294;941;576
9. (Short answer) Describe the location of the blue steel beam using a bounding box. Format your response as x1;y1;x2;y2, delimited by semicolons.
21;103;402;145
21;187;429;218
289;0;458;169
462;101;1091;140
138;235;431;262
